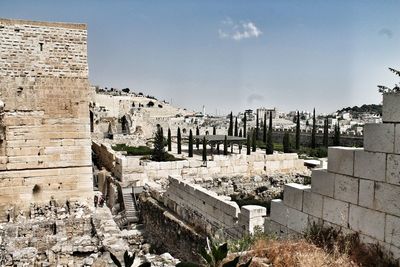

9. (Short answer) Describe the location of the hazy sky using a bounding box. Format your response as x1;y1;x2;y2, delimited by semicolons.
1;0;400;114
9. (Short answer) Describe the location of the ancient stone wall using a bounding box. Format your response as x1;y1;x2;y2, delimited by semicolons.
0;18;92;217
266;93;400;260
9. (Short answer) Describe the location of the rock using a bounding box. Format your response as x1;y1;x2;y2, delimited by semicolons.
160;252;174;261
83;257;94;266
253;175;263;182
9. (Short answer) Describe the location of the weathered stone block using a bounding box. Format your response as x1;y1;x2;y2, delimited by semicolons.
328;147;359;176
375;182;400;216
334;174;359;204
349;204;385;241
358;179;375;209
311;169;335;197
287;207;309;233
383;93;400;123
364;123;395;153
264;218;282;235
386;154;400;185
303;190;323;218
241;205;267;219
354;150;386;182
283;183;310;211
322;197;349;227
270;199;288;226
385;214;400;247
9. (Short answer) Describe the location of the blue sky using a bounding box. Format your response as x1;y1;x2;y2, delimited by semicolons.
1;0;400;114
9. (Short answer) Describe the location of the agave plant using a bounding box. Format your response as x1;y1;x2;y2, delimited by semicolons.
378;67;400;94
110;250;151;267
176;238;252;267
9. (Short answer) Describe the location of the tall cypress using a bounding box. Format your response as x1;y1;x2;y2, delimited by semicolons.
263;113;267;143
228;112;233;136
334;123;341;146
296;111;300;150
266;112;274;154
167;128;172;151
243;113;247;138
252;130;257;152
152;127;165;161
283;132;291;153
311;108;316;149
213;126;216;135
202;137;207;161
239;129;242;137
234;117;238;137
223;135;228;155
177;127;181;154
188;129;193;157
196;126;200;150
246;133;251;155
323;117;329;148
256;111;259;140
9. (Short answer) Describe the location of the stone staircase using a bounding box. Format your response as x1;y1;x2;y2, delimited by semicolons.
122;191;140;224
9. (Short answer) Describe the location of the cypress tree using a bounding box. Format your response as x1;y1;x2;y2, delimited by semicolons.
334;123;341;146
188;129;193;157
311;108;316;149
252;130;257;152
256;111;259;140
246;134;251;155
167;128;172;151
283;132;291;153
239;129;242;137
263;113;267;143
323;117;329;148
223;135;228;155
228;112;233;136
296;111;300;150
177;127;182;154
213;126;216;135
266;112;274;154
152;126;165;161
196;126;200;150
234;117;238;137
202;137;207;161
243;113;247;138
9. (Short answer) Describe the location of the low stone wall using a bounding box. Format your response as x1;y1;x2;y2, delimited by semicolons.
92;141;306;187
163;176;267;238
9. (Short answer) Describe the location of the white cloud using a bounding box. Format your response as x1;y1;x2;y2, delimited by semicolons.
218;18;262;41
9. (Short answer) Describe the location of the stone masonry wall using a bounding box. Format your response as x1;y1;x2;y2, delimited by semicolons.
266;93;400;260
0;18;92;217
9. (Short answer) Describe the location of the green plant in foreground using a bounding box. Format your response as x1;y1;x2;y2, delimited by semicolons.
110;250;151;267
177;238;252;267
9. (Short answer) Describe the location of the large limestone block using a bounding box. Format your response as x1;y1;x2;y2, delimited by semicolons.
241;205;267;219
322;197;349;227
303;190;323;218
364;123;395;153
349;204;385;241
387;154;400;186
283;183;311;211
395;124;400;154
334;174;359;204
287;207;309;233
270;199;288;226
374;182;400;216
354;149;386;182
382;93;400;123
328;147;360;176
358;179;375;209
264;218;282;235
311;169;335;197
385;214;400;247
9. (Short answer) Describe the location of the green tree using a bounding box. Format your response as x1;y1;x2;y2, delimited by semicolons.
311;108;316;149
333;123;341;146
152;126;165;161
188;129;193;157
234;117;238;136
177;127;182;154
266;112;274;154
323;117;329;148
263;113;267;143
246;133;251;155
283;132;292;153
228;112;233;136
243;113;247;138
196;126;200;150
296;111;300;150
167;128;172;151
213;126;216;135
252;130;257;152
256;111;259;140
202;137;207;161
223;135;228;155
239;129;242;137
